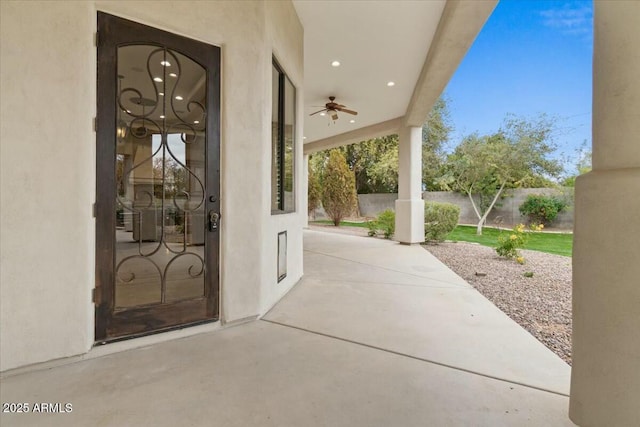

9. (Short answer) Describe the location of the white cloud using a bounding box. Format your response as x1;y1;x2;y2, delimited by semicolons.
540;2;593;37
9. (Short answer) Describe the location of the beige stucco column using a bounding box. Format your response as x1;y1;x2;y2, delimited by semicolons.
569;2;640;426
395;126;425;244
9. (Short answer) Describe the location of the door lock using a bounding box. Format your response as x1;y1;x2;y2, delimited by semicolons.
208;211;220;232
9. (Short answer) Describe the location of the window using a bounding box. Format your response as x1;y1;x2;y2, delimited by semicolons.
271;59;296;213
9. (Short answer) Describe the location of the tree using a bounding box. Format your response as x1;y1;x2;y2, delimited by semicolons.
340;136;399;193
321;150;358;226
561;140;592;187
307;160;322;218
422;96;453;190
437;114;563;235
152;157;187;199
310;136;398;194
311;96;452;194
365;136;398;192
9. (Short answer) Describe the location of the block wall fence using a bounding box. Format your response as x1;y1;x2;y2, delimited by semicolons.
311;188;574;230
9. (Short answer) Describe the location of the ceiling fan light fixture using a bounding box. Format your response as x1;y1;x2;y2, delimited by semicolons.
309;96;358;121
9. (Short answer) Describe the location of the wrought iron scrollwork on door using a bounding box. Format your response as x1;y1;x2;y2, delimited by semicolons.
114;45;208;307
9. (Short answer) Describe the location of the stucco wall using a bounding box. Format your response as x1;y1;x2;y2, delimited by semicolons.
352;189;574;229
357;193;398;218
260;0;304;315
0;0;304;371
1;1;96;373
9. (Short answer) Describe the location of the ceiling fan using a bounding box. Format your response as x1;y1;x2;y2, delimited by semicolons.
309;96;358;121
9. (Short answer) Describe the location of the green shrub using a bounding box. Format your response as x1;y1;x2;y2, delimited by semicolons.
377;209;395;239
366;210;395;239
366;220;378;237
519;194;568;225
496;224;527;262
495;223;543;263
424;202;460;242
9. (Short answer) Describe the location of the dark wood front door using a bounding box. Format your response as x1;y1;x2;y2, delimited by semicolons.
95;12;220;341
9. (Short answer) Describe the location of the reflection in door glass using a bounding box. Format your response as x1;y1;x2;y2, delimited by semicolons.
115;45;207;309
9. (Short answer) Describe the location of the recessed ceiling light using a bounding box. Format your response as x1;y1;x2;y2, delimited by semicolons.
320;112;326;116
160;115;165;119
193;120;200;124
331;60;341;67
303;136;307;140
387;81;395;87
350;119;355;123
153;77;163;82
169;73;177;78
159;92;164;96
175;95;184;100
160;61;171;67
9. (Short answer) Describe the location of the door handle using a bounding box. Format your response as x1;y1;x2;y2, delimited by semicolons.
208;211;220;232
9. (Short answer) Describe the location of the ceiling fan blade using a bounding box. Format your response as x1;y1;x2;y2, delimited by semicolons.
309;109;328;116
336;107;358;115
331;113;339;121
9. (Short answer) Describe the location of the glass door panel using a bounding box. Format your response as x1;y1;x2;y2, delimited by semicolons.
96;13;220;341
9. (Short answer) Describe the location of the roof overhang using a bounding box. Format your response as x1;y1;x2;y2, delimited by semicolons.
294;0;497;154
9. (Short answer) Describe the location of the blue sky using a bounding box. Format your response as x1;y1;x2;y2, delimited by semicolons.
443;0;593;174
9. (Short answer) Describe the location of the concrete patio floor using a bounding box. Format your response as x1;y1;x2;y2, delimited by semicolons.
0;230;573;426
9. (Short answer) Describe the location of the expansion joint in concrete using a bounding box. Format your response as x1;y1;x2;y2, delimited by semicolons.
262;318;570;398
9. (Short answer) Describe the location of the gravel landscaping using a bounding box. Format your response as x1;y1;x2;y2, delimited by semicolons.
423;241;572;365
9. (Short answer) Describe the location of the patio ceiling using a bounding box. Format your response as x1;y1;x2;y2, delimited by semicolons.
293;0;497;153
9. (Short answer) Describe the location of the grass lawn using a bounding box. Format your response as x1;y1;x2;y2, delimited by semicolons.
310;221;573;257
446;225;573;257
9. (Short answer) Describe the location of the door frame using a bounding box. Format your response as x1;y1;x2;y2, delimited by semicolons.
95;12;221;342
